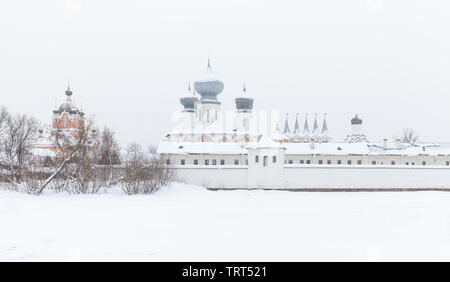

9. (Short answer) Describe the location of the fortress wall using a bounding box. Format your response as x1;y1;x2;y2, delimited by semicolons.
173;165;450;190
174;166;248;189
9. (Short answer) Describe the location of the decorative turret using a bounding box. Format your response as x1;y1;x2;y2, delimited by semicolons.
193;58;224;105
346;114;368;143
321;113;331;142
180;82;198;112
302;113;311;142
235;83;254;112
283;113;290;136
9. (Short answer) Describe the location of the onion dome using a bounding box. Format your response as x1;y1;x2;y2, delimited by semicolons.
235;83;254;112
57;84;80;114
351;114;362;125
193;58;224;104
180;82;198;112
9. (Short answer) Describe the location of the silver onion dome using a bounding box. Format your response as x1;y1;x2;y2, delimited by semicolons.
235;83;253;112
180;83;198;112
193;58;224;105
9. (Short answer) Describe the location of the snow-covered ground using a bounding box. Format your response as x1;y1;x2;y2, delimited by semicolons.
2;183;450;261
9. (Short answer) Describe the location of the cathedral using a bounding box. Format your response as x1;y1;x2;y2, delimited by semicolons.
32;84;97;158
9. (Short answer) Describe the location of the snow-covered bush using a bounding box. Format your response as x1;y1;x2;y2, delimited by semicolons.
121;143;175;195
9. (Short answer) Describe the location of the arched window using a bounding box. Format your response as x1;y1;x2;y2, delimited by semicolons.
63;116;67;128
273;156;277;163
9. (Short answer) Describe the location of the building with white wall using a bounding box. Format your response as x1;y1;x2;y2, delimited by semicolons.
158;60;450;189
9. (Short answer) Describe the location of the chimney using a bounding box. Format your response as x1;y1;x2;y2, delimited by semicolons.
383;138;388;150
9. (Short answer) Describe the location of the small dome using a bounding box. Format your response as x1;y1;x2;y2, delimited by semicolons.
235;84;253;112
193;59;224;104
180;96;198;112
351;114;362;125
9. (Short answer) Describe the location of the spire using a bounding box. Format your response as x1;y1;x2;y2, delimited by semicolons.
303;113;310;134
243;82;247;93
294;113;300;134
321;113;328;134
283;114;290;135
207;56;211;69
188;81;191;92
65;78;73;101
312;113;319;134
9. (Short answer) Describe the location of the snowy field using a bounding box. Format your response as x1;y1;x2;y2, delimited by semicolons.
2;183;450;261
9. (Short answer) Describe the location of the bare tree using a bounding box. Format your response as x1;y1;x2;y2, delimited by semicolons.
37;117;96;194
95;126;121;186
402;128;419;144
0;112;39;185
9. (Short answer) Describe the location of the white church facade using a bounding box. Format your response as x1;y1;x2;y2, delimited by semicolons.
157;60;450;190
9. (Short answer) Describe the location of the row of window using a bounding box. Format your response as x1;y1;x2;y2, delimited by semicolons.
285;160;450;166
167;159;450;166
166;159;245;165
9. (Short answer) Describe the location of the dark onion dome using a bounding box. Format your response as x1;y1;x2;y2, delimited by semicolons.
56;85;80;114
235;83;253;112
180;83;198;112
58;102;79;114
351;114;362;125
193;58;224;105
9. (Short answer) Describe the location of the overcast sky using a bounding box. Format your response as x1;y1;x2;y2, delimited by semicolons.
1;0;450;147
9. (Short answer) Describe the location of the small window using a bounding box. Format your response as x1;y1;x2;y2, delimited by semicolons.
300;160;304;164
446;161;449;166
273;156;277;163
391;161;395;165
405;162;409;165
371;161;376;165
357;160;362;165
306;160;311;164
327;160;331;165
422;161;426;165
166;159;170;165
337;160;342;165
234;159;239;165
263;156;268;167
220;159;225;165
411;162;415;166
205;159;209;165
255;155;259;163
181;159;185;165
347;160;352;165
194;159;198;165
318;160;323;164
246;160;248;165
288;160;293;164
212;159;217;165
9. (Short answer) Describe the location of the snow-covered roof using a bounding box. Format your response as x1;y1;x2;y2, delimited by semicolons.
284;142;370;155
158;140;450;156
157;141;248;155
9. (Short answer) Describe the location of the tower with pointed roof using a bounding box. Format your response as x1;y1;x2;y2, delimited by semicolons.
301;113;311;142
320;113;331;142
292;113;301;142
282;113;291;142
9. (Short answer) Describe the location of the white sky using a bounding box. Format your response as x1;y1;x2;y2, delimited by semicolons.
1;0;450;148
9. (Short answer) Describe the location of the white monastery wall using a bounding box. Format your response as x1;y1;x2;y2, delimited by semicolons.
172;165;450;190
